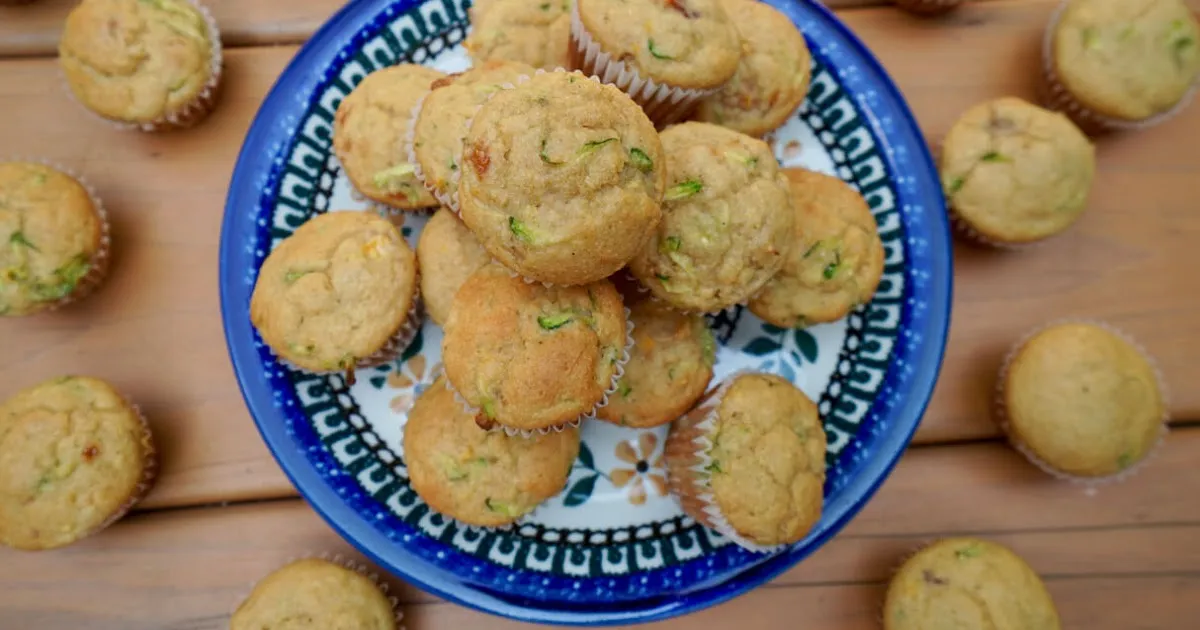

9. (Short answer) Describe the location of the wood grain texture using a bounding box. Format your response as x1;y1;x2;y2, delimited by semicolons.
1;0;1199;508
2;429;1199;629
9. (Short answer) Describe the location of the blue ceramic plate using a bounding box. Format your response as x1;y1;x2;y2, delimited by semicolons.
220;0;952;624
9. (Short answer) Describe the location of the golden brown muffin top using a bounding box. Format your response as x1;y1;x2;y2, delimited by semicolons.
59;0;216;124
0;162;103;317
250;211;417;372
1004;322;1164;478
442;264;627;431
231;558;396;630
465;0;573;70
706;373;825;547
459;71;665;285
0;376;152;551
404;377;580;526
884;538;1061;630
415;208;491;326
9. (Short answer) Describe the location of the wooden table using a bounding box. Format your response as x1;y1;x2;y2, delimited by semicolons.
2;0;1198;627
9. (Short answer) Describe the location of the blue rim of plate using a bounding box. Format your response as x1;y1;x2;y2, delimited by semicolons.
219;0;953;624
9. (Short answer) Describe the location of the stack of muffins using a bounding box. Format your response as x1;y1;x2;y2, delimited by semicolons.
243;0;896;552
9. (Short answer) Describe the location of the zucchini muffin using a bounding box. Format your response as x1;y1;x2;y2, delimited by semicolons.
999;322;1166;481
231;558;399;630
693;0;812;137
597;299;715;428
250;211;420;374
410;59;536;210
459;70;666;286
415;208;491;326
749;168;884;328
629;122;792;313
465;0;573;70
1045;0;1200;130
59;0;222;130
570;0;741;125
664;372;825;550
404;377;581;526
0;162;109;317
442;264;629;433
334;64;445;210
940;97;1095;245
0;376;156;551
884;538;1061;630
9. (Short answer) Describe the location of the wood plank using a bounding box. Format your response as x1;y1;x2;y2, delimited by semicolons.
2;431;1198;628
2;0;1199;508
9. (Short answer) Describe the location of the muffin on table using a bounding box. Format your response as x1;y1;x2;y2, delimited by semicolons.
0;376;156;551
749;168;884;328
884;537;1061;630
415;208;491;326
410;59;536;211
693;0;812;137
664;372;826;550
59;0;222;130
250;211;420;375
334;63;445;211
597;299;715;428
0;161;109;317
231;558;399;630
442;264;629;434
404;376;581;526
998;321;1166;481
1044;0;1200;131
465;0;573;70
629;122;792;313
569;0;741;125
940;97;1094;246
459;70;666;286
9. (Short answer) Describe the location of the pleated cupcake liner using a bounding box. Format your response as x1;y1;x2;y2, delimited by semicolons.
61;0;223;132
1039;0;1197;134
232;554;404;629
994;318;1170;491
2;158;112;314
88;397;159;538
891;0;964;16
663;370;787;554
406;88;468;213
567;1;713;127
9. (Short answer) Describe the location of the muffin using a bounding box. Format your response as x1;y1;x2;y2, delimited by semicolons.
459;70;666;286
569;0;741;125
693;0;812;137
464;0;573;70
597;299;715;428
884;538;1061;630
749;168;884;328
891;0;965;16
998;321;1166;481
334;64;445;210
629;122;792;313
250;211;420;375
404;377;581;526
442;264;629;433
664;372;825;550
409;59;536;211
59;0;222;130
231;558;399;630
1044;0;1200;131
940;97;1095;245
0;161;110;317
415;208;491;326
0;376;156;551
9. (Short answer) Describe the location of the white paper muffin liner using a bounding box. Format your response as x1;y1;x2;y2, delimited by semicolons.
89;397;158;537
61;0;223;132
233;554;404;629
445;305;634;437
663;370;786;554
892;0;964;15
1040;0;1197;134
568;1;714;127
2;158;112;315
994;318;1170;491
